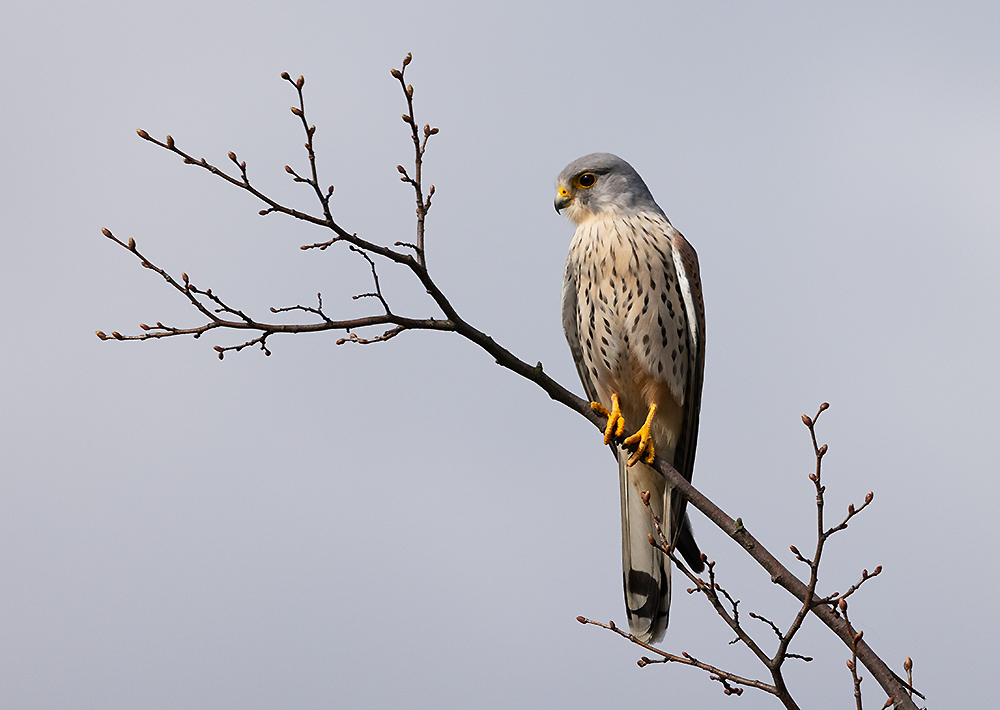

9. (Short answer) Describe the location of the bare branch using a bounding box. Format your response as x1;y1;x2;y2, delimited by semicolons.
105;60;924;710
280;71;335;224
841;601;865;710
576;616;776;697
390;53;437;267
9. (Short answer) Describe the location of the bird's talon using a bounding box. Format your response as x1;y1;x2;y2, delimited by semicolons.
593;393;626;445
624;403;658;467
591;402;610;417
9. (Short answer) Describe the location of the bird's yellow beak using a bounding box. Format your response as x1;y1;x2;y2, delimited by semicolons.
555;186;574;213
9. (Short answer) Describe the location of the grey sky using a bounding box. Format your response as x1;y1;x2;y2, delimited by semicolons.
2;1;997;707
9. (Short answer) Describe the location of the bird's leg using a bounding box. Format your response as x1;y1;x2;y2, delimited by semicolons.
591;393;626;445
624;403;657;467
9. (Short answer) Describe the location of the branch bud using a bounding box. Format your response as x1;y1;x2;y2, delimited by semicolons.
608;620;615;630
401;114;412;123
808;473;818;482
111;331;123;340
903;657;912;672
181;272;189;284
637;658;648;667
285;165;295;174
429;127;439;135
140;323;150;330
801;413;812;426
390;68;403;79
648;534;656;547
95;331;108;340
228;151;237;162
681;651;691;659
819;402;830;412
640;490;650;505
128;237;135;250
281;71;290;80
406;84;413;98
576;616;586;624
818;443;828;456
136;129;149;139
396;165;407;174
854;630;864;642
789;545;800;556
862;568;869;578
848;503;855;515
166;135;174;148
838;598;848;611
402;52;412;66
290;106;302;116
297;75;304;88
865;491;874;504
846;659;855;671
102;227;113;238
873;565;882;575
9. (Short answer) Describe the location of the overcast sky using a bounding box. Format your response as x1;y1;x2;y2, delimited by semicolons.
2;1;997;707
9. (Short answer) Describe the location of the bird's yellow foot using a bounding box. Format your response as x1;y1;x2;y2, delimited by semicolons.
591;393;626;445
624;403;658;466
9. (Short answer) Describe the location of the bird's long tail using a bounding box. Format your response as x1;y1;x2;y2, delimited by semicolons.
618;450;672;643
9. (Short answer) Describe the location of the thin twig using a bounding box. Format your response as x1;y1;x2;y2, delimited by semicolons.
576;616;775;697
390;53;436;267
842;601;865;710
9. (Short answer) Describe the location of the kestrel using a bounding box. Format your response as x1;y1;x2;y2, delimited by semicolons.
556;153;705;642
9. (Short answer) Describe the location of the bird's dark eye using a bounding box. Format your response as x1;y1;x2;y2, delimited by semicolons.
574;172;597;189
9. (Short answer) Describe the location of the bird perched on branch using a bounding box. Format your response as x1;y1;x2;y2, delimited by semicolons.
556;153;705;642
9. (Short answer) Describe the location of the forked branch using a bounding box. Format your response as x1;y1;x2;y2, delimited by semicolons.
99;56;923;709
586;407;923;709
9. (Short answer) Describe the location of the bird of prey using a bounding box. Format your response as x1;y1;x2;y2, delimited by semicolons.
556;153;705;642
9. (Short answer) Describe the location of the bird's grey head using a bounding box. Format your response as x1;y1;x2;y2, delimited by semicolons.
554;153;661;224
